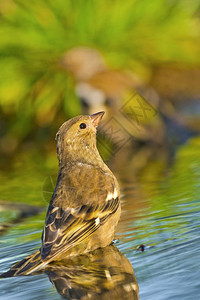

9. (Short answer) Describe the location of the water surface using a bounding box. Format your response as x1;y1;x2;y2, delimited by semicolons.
0;137;200;299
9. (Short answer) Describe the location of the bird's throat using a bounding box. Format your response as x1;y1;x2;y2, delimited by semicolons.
59;140;104;169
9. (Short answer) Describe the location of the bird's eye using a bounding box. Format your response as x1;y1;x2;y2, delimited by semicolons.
79;123;87;129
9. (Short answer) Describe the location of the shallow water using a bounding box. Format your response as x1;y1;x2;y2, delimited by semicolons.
0;137;200;299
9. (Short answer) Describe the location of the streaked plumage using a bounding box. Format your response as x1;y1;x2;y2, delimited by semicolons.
0;111;120;277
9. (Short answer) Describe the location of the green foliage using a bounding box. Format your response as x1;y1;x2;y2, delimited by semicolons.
0;0;200;151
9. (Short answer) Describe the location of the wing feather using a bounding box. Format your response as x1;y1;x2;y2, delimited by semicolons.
41;197;119;261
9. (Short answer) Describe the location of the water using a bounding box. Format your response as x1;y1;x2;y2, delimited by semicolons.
0;137;200;299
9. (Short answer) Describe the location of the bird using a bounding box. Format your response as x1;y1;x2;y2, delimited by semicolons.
0;111;121;277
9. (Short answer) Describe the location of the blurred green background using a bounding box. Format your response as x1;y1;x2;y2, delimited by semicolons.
0;0;200;205
0;0;200;163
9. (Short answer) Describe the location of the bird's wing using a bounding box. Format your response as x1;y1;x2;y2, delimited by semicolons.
40;196;119;261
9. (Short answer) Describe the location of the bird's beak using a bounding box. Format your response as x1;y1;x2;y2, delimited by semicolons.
90;111;105;128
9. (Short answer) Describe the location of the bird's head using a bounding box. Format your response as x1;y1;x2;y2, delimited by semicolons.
56;111;105;165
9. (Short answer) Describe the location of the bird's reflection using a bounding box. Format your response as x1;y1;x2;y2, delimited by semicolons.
43;244;139;300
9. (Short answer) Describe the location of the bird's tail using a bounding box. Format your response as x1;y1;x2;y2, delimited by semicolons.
0;250;47;278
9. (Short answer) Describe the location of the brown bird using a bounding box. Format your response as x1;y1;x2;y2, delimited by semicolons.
0;111;121;277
